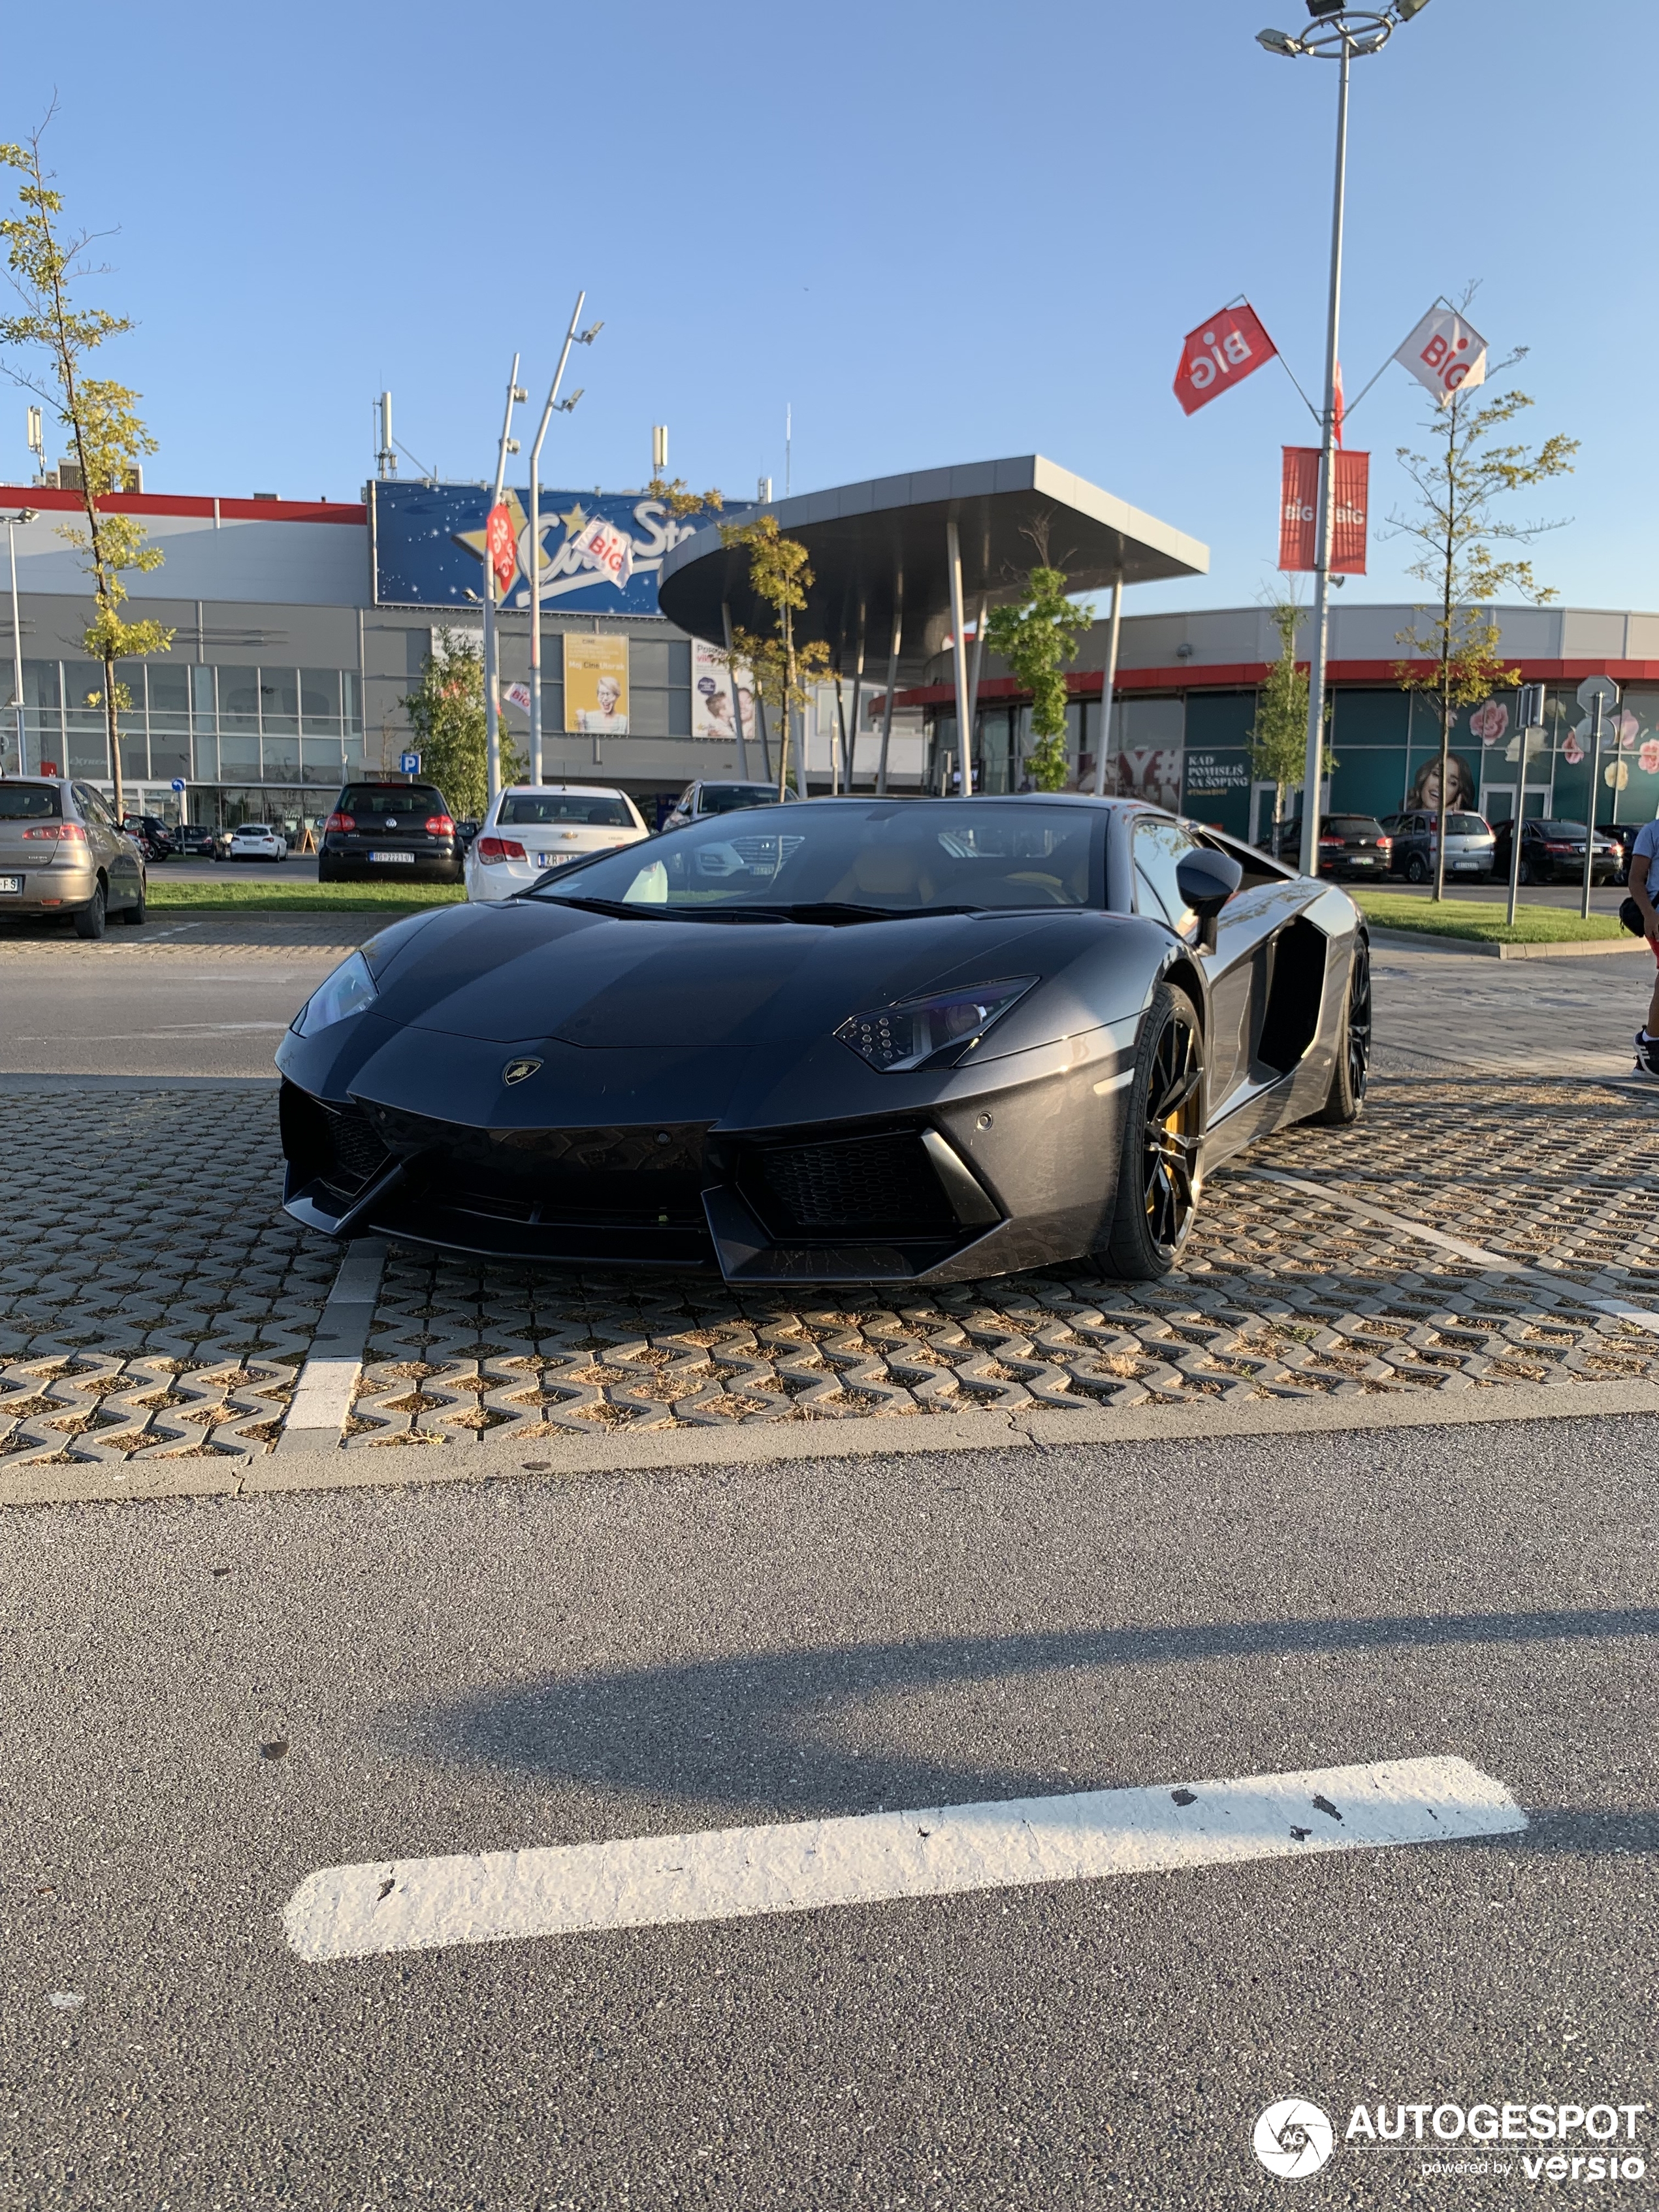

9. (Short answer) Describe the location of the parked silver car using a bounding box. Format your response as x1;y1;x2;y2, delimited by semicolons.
0;776;147;937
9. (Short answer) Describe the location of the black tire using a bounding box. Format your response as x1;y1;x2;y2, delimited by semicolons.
117;882;146;927
1404;853;1428;885
1098;982;1205;1281
1517;856;1535;886
1312;931;1370;1126
73;882;108;940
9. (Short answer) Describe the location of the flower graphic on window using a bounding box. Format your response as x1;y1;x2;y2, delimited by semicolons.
1641;738;1659;777
1469;700;1509;745
1607;760;1631;791
1562;733;1584;766
1617;710;1642;750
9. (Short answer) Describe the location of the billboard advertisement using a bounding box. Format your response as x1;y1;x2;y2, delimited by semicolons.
374;481;741;616
691;637;754;744
562;635;630;735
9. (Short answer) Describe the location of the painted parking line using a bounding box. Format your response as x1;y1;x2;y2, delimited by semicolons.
1245;1165;1659;1338
282;1754;1524;1963
277;1239;387;1452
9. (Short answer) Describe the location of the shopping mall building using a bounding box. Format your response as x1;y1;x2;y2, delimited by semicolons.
4;460;1656;836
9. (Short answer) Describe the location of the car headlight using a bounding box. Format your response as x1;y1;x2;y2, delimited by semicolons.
835;978;1037;1073
291;950;378;1037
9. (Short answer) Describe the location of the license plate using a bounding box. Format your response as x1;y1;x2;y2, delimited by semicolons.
368;850;415;863
0;875;20;894
1453;860;1480;871
534;852;573;867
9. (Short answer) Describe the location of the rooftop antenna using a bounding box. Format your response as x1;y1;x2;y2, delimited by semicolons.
375;392;396;479
26;405;44;481
785;402;791;497
652;424;668;476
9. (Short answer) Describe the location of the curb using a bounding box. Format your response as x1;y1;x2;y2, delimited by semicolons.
1366;924;1643;961
6;1375;1659;1513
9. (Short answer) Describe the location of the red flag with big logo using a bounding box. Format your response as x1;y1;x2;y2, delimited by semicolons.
485;502;517;595
1173;302;1278;415
1279;448;1369;574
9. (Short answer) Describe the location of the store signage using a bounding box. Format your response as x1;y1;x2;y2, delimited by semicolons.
1279;448;1369;574
1173;302;1278;416
372;481;745;616
1394;304;1489;404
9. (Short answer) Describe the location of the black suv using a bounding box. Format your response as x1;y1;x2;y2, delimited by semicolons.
319;781;462;884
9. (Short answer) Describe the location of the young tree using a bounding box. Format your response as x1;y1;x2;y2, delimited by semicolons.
1390;328;1577;900
1248;600;1328;845
401;629;524;822
0;120;173;820
983;564;1092;791
717;514;830;797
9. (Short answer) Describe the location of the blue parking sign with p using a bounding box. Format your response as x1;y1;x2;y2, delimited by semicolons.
400;751;421;775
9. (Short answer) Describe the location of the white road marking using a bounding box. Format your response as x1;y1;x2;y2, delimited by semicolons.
281;1356;360;1432
283;1754;1525;1963
278;1240;387;1448
1245;1166;1659;1337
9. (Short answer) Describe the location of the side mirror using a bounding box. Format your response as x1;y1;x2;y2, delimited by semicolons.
1176;847;1244;952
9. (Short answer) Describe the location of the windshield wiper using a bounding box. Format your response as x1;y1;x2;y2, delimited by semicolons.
534;892;785;923
732;901;982;925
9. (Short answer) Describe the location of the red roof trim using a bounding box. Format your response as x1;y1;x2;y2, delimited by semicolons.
0;484;366;526
895;660;1659;708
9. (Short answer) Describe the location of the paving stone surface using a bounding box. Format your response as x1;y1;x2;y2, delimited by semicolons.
5;1074;1658;1468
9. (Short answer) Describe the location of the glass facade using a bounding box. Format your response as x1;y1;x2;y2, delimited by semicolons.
933;683;1659;838
8;658;363;790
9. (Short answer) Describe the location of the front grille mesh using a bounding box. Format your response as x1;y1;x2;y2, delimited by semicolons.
755;1132;951;1236
320;1103;391;1189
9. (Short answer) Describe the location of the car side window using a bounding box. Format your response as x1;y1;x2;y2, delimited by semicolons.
1132;815;1199;938
76;784;114;829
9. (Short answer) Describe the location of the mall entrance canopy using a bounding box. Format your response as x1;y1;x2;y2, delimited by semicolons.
657;453;1208;792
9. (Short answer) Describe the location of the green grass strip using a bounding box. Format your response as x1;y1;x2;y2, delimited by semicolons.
146;878;466;914
1353;890;1626;944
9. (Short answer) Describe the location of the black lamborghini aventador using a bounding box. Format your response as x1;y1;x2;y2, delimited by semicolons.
276;796;1371;1286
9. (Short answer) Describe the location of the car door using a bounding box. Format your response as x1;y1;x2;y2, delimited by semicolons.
76;783;138;907
1131;812;1270;1112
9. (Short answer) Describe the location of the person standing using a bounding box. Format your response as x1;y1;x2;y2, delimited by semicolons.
1628;816;1659;1076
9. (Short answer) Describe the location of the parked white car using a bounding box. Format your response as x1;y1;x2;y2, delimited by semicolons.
223;824;287;862
464;784;650;904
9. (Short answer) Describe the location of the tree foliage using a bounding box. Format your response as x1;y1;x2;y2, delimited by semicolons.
401;630;524;822
0;116;173;818
1248;601;1327;835
717;513;830;796
984;566;1092;791
1390;312;1576;897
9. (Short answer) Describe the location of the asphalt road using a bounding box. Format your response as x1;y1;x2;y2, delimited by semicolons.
1;1415;1654;2209
0;947;334;1077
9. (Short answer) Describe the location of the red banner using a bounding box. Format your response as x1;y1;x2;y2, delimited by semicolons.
1173;302;1278;416
485;501;517;596
1278;447;1369;574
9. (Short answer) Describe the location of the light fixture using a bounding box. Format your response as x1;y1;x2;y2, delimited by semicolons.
1305;0;1344;14
1394;0;1432;17
1257;27;1304;53
1349;26;1388;49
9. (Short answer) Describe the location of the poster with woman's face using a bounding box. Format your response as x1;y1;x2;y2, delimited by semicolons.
1406;752;1477;814
563;635;629;733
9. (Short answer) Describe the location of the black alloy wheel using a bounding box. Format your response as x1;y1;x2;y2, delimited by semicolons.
1100;982;1204;1280
1404;853;1428;884
73;881;107;940
1313;931;1371;1125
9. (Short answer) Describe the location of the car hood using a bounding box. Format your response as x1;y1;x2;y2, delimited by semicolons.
369;898;1133;1048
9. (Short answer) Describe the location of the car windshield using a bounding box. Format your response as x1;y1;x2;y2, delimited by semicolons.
340;786;445;814
1534;822;1585;838
0;785;60;819
530;799;1103;917
697;785;777;815
1324;817;1383;835
498;793;634;827
1446;814;1488;835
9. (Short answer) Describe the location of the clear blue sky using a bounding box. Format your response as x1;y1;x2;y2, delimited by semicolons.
12;0;1654;615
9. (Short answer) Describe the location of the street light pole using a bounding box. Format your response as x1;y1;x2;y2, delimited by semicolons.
486;355;526;805
6;508;33;774
1256;4;1433;878
528;293;599;787
1300;36;1349;881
